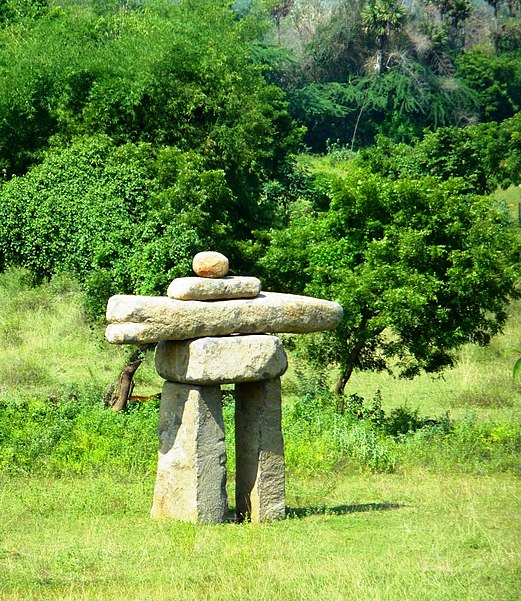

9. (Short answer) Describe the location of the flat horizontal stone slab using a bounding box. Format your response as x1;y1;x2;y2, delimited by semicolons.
167;276;261;301
105;292;343;344
155;335;288;384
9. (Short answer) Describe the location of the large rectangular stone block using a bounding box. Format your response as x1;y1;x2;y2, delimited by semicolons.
235;378;285;522
155;335;287;385
151;382;228;524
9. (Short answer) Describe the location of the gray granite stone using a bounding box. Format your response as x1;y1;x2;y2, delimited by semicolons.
167;276;261;301
150;382;228;524
106;292;343;344
235;378;285;522
155;335;287;384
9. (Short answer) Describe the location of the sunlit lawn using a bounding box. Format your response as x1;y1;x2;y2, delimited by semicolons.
1;470;520;601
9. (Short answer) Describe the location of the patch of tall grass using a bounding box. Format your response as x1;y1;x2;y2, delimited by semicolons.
321;299;521;422
0;268;162;400
281;379;521;477
0;395;158;477
1;383;520;479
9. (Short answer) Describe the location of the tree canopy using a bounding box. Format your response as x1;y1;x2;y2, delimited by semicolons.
0;0;301;311
252;0;521;150
261;164;520;394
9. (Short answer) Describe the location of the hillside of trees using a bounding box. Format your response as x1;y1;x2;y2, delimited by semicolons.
0;0;519;394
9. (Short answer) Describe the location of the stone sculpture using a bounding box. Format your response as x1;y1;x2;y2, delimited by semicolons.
105;251;343;524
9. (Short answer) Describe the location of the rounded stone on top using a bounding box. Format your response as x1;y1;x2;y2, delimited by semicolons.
193;252;229;278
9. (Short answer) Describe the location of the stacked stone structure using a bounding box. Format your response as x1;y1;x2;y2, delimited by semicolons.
105;252;343;524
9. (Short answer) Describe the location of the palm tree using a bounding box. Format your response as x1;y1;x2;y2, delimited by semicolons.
430;0;473;49
361;0;406;74
268;0;295;42
485;0;502;30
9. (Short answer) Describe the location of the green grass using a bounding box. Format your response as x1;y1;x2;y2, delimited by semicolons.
0;268;162;401
0;471;519;600
282;299;521;424
493;184;521;222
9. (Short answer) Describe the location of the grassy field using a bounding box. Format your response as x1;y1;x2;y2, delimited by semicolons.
1;261;520;599
1;471;520;600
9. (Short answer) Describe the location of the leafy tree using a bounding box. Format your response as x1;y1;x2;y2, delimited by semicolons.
300;0;367;83
0;0;300;203
246;0;514;150
456;48;521;121
0;135;241;314
427;0;473;50
290;64;477;150
0;0;47;24
359;113;521;193
261;165;520;394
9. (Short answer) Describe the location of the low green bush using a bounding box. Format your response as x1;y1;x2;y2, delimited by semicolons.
281;381;521;476
0;386;519;479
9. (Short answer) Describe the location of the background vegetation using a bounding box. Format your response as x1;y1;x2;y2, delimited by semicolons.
0;1;520;599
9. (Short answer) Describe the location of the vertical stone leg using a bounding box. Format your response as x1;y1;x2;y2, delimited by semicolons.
235;378;285;522
151;381;228;524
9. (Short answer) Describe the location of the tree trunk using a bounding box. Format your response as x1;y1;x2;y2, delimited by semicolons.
376;47;383;74
351;94;367;152
375;33;387;74
105;344;153;411
334;339;367;411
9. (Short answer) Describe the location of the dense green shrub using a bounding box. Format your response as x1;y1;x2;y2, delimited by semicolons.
281;379;521;476
456;48;521;122
359;112;521;193
0;393;158;476
0;0;299;180
0;0;303;313
0;136;206;312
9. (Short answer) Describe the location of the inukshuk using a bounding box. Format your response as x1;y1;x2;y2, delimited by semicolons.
105;251;343;524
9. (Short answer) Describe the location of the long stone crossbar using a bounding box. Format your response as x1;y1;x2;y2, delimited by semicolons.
105;291;343;344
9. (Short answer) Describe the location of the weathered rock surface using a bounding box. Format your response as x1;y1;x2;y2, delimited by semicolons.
105;292;343;344
192;251;229;278
150;382;228;523
155;335;287;384
167;276;261;301
235;378;285;522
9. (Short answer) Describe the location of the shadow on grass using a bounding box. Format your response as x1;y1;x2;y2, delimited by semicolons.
285;502;404;519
